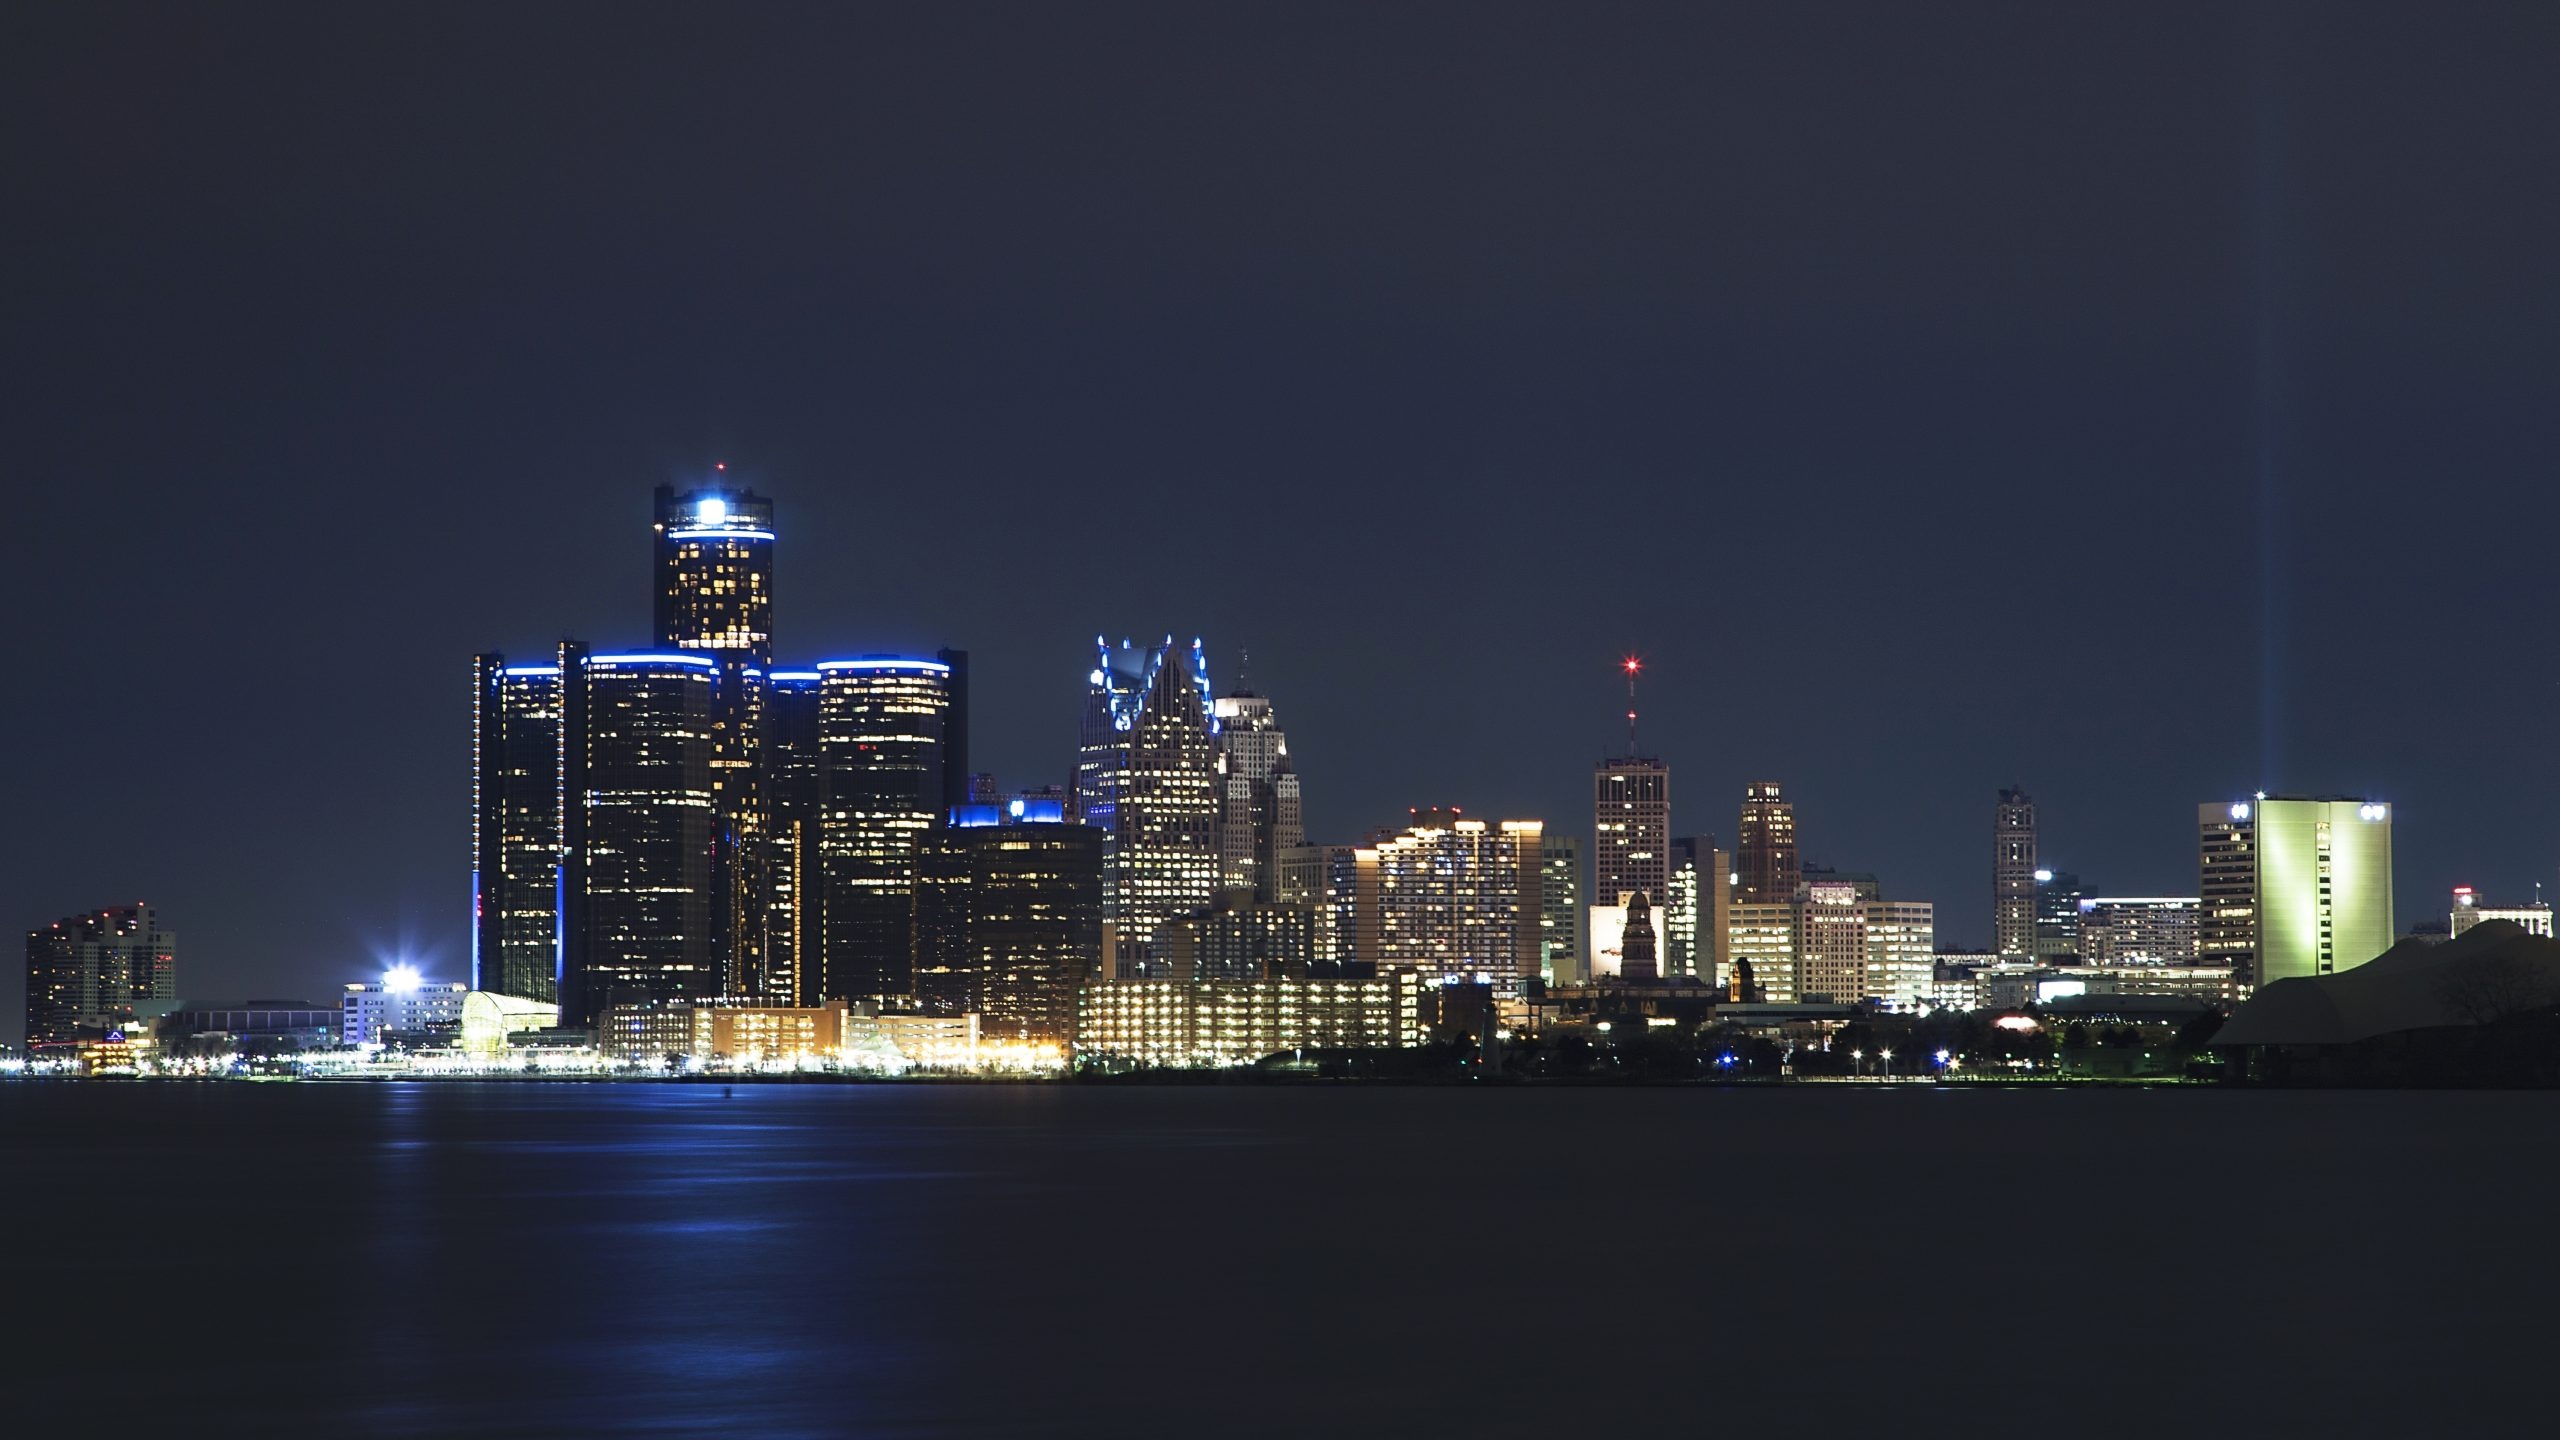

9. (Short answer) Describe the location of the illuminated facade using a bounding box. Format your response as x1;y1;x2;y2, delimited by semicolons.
1276;842;1360;970
1736;782;1798;903
471;656;562;1001
817;658;953;1000
1721;887;1934;1010
343;975;468;1046
1663;836;1728;983
693;1000;849;1063
2450;887;2553;939
2075;897;2200;964
653;484;776;1003
1158;897;1315;982
23;903;176;1048
1594;756;1670;912
559;645;718;1025
1075;971;1428;1068
1726;902;1798;1002
2199;797;2395;992
1354;811;1544;991
911;804;1104;1048
1086;638;1222;970
1212;690;1302;901
1994;787;2037;959
764;671;825;1005
1539;834;1587;984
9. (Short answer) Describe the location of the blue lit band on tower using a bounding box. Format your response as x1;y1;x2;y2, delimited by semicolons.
471;654;564;1002
816;657;953;1000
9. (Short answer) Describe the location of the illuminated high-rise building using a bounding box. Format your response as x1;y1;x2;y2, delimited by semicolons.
1276;842;1360;970
1213;689;1302;902
1663;836;1728;984
2199;797;2395;993
23;903;176;1049
653;481;776;1001
1539;833;1587;984
911;800;1104;1049
653;481;774;662
2076;896;2200;963
1594;758;1670;906
558;645;718;1026
764;670;825;1005
1082;637;1222;972
1736;782;1798;903
1354;811;1544;992
2035;869;2089;961
1994;787;2037;960
817;657;954;1000
472;655;563;1002
1726;883;1934;1010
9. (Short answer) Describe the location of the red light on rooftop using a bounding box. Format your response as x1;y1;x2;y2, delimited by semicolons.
1622;656;1642;674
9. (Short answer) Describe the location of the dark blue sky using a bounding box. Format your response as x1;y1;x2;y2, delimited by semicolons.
5;2;2555;1032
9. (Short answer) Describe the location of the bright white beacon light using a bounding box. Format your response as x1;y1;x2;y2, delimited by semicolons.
2360;803;2388;821
2230;802;2252;822
2033;868;2054;884
696;496;728;525
383;963;423;994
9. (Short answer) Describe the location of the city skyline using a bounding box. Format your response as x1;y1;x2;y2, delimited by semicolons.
3;472;2544;1027
8;4;2557;1034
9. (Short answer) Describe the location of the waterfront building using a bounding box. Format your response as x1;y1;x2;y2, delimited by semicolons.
1212;689;1303;902
1075;971;1428;1068
558;645;718;1025
817;657;954;1000
2075;897;2201;964
343;969;469;1046
158;1001;339;1054
23;903;177;1049
1539;834;1587;985
2199;797;2396;992
1354;810;1544;991
1276;843;1361;971
910;802;1104;1048
471;657;563;1001
692;1000;850;1064
764;670;826;1005
1994;788;2037;959
2450;887;2554;939
653;483;777;1006
1735;782;1798;903
596;997;698;1063
457;992;560;1057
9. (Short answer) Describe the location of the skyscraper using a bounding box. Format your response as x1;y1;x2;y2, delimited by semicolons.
1594;757;1670;908
472;655;563;1001
1539;833;1587;984
1993;787;2036;960
1736;782;1798;903
1354;811;1544;991
2199;797;2395;993
764;670;826;1005
1276;842;1361;971
1663;836;1728;983
912;800;1104;1049
558;645;717;1026
23;903;176;1049
817;657;954;1000
1091;638;1222;972
1213;688;1303;902
653;481;776;1001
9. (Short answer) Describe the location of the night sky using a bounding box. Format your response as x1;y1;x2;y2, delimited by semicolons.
6;2;2555;1034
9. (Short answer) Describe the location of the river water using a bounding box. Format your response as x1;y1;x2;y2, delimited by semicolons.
5;1081;2548;1435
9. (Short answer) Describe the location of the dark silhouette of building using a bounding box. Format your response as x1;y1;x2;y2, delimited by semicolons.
1736;781;1798;903
910;802;1103;1049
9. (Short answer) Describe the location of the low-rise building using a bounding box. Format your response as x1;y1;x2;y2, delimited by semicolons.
1076;970;1428;1068
343;970;468;1047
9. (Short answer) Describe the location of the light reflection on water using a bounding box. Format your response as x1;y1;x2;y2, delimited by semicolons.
7;1083;2560;1435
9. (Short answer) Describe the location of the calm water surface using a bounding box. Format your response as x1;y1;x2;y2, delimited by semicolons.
5;1082;2550;1436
